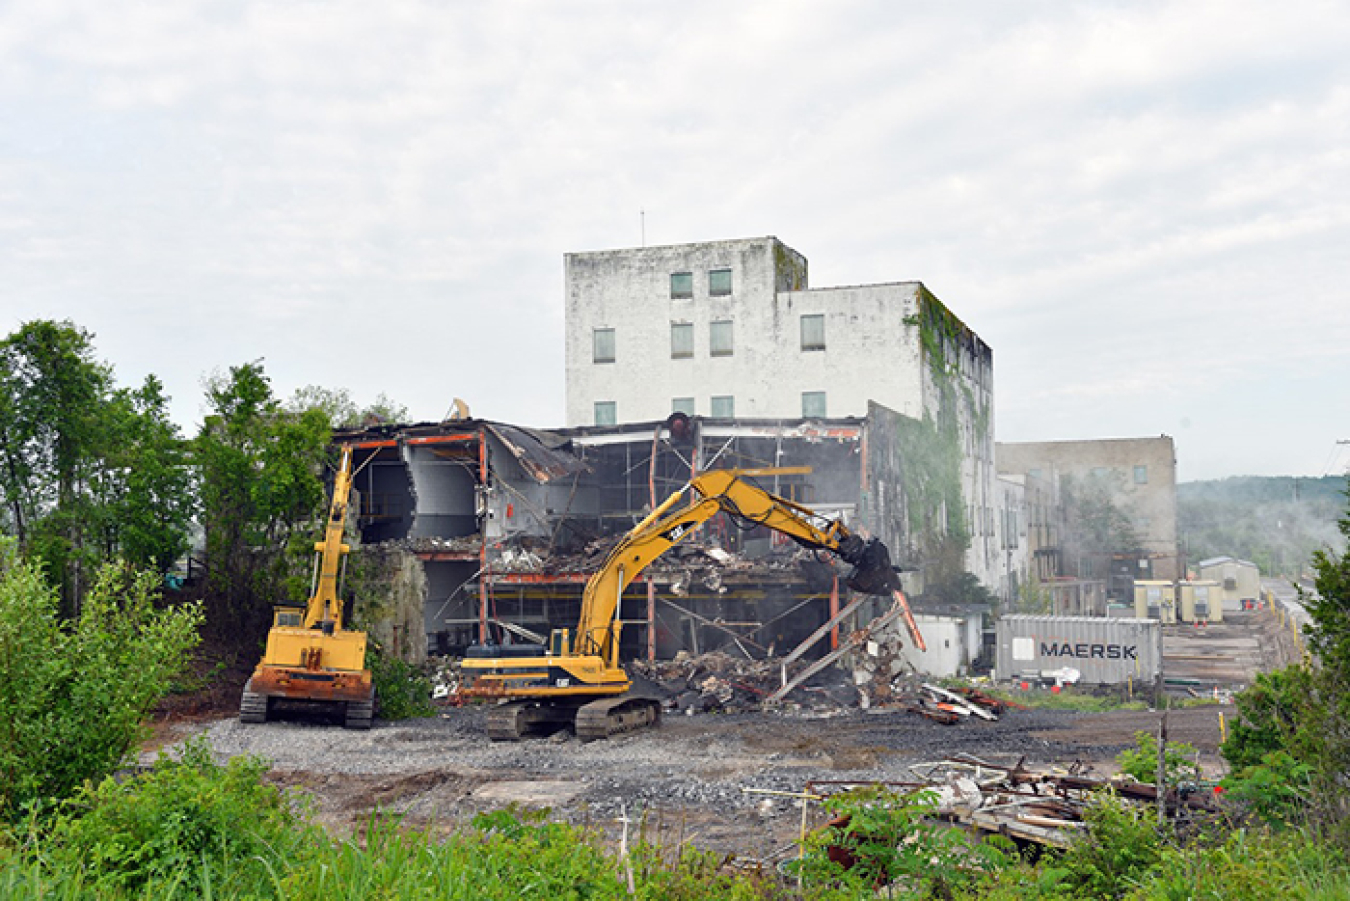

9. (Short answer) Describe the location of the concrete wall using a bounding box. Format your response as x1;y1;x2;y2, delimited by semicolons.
993;475;1029;608
997;437;1180;580
564;237;988;427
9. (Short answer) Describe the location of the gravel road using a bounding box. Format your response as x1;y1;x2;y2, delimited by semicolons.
148;700;1234;860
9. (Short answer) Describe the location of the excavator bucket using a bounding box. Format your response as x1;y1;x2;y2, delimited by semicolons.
843;538;903;596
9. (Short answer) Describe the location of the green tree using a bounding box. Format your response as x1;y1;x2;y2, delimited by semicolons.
0;322;194;612
1222;478;1350;846
94;376;197;574
195;361;331;636
0;540;202;820
287;384;410;429
1300;480;1350;843
0;321;112;608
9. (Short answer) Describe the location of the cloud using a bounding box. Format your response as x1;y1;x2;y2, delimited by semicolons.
0;1;1346;476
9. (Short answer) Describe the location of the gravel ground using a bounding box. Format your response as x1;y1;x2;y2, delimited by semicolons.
146;699;1234;861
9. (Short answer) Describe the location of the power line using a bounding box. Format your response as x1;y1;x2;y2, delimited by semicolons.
1321;440;1350;477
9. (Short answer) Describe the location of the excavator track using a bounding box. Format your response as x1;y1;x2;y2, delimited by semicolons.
239;681;268;724
344;688;375;730
574;694;661;742
486;700;576;741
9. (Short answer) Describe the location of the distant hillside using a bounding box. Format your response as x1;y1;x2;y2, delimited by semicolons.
1178;475;1347;576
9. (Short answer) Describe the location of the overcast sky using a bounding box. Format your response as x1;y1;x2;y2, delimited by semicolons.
3;1;1347;482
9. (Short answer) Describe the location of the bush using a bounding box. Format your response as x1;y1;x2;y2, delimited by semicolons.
0;543;202;820
367;644;435;720
1116;730;1202;787
798;787;1015;896
1057;793;1164;898
1222;750;1313;828
41;737;314;896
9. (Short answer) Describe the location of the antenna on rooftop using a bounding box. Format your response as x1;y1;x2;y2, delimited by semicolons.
640;209;645;247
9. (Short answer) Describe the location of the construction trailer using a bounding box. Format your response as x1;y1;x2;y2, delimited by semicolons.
1133;579;1178;624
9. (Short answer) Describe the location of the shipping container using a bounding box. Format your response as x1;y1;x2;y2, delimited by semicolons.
995;615;1162;686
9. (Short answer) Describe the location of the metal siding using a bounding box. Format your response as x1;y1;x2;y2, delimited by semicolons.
995;615;1161;685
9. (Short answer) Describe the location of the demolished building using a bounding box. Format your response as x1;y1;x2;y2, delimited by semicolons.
337;406;1018;676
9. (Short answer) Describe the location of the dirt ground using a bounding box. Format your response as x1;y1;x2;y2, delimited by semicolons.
148;697;1233;862
146;606;1292;864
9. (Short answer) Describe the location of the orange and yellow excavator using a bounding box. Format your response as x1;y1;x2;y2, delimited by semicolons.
460;468;919;740
240;445;375;729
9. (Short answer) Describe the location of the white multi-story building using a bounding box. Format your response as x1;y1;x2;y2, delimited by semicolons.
565;236;969;424
564;236;1001;591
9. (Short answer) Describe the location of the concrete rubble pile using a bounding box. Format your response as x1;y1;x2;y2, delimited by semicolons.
431;643;1007;725
629;651;1007;723
481;533;835;584
631;650;856;715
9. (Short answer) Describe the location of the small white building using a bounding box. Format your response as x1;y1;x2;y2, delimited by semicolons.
899;610;987;677
1196;556;1261;611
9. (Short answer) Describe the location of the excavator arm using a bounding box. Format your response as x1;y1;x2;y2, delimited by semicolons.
573;468;905;666
304;445;354;630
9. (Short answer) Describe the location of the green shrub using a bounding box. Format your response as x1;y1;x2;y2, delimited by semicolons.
0;544;203;821
367;644;435;720
798;787;1015;897
1058;793;1164;898
1222;750;1313;828
42;736;315;896
1116;730;1202;787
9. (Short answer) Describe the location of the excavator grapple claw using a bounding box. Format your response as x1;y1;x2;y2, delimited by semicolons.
844;538;903;596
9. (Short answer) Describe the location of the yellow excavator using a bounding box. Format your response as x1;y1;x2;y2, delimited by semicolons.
240;445;375;729
460;468;912;740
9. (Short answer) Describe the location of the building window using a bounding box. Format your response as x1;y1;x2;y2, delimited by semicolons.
671;322;694;359
593;328;615;364
670;272;693;299
594;401;616;426
672;397;695;416
709;268;732;296
801;314;825;351
1134;465;1148;484
711;395;734;417
802;391;826;418
710;320;733;357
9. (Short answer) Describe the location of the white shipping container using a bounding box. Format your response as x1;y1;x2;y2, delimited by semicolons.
995;615;1162;686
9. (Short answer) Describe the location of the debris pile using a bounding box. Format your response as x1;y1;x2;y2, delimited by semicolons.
632;650;857;715
628;651;1008;724
806;753;1222;851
